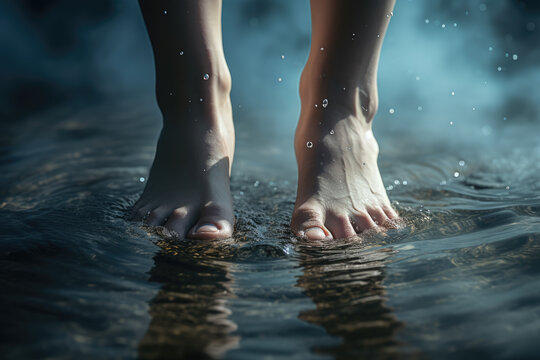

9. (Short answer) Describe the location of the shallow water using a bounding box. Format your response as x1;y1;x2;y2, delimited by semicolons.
1;98;539;359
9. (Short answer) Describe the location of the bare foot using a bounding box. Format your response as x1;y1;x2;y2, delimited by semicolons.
131;75;235;240
291;83;398;240
134;1;235;239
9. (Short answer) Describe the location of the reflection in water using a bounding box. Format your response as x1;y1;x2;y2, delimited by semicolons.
139;239;239;359
296;240;404;359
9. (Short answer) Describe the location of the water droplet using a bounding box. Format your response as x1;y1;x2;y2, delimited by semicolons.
139;177;145;183
505;186;510;190
253;180;260;187
440;180;447;185
451;91;455;96
329;129;335;135
512;54;518;60
497;66;502;71
442;24;446;28
314;104;318;108
454;171;460;178
453;23;458;27
505;53;509;58
179;50;184;55
199;98;203;102
394;180;400;185
169;92;173;96
306;141;313;148
322;98;328;108
281;54;285;59
488;46;493;52
163;10;167;15
386;185;394;190
277;77;282;82
343;87;346;91
377;34;380;38
425;19;430;24
403;180;408;185
203;73;210;80
389;108;395;114
459;160;465;166
320;47;325;51
417;106;423;111
450;121;454;125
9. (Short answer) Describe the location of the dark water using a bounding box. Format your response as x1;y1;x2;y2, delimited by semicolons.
1;98;539;359
2;0;540;358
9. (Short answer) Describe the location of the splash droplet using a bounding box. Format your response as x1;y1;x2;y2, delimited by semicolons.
139;177;145;183
179;50;184;55
330;129;335;135
203;73;210;80
389;108;395;114
454;171;460;178
306;141;313;148
497;66;502;71
322;98;328;108
512;54;518;60
459;160;465;166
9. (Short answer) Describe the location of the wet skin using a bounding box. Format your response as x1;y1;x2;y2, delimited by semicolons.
133;0;398;240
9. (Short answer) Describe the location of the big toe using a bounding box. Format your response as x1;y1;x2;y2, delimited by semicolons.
188;204;234;240
291;207;332;240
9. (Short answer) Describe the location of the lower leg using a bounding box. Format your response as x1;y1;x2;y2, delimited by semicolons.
292;0;398;240
132;0;235;239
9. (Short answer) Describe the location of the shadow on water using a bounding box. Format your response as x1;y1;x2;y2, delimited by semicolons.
138;239;240;359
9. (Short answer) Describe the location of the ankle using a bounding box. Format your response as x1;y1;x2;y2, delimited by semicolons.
156;61;232;123
298;63;379;124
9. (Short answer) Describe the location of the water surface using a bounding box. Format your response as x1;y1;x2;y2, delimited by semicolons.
1;98;539;359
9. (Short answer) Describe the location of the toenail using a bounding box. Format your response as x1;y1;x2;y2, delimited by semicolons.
195;224;219;233
304;227;326;240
